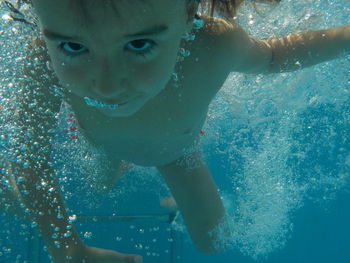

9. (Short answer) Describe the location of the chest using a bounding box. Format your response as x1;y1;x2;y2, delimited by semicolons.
65;31;231;166
68;85;208;166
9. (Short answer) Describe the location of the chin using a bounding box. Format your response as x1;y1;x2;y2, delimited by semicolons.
99;108;137;118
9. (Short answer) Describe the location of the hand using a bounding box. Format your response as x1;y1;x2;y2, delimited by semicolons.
160;195;178;211
69;245;143;263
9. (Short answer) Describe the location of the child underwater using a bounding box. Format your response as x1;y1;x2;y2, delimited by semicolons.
0;0;349;262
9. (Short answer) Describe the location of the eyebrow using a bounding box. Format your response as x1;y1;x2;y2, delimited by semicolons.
43;24;169;41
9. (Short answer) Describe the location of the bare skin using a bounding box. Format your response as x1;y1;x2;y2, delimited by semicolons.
66;16;229;165
1;0;350;262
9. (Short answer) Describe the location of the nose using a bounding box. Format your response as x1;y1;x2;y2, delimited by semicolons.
91;59;127;98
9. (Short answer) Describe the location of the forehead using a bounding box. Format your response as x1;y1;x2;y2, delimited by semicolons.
68;0;153;22
33;0;185;28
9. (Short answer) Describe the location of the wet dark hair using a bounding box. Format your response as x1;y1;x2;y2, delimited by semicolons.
203;0;281;18
3;0;281;25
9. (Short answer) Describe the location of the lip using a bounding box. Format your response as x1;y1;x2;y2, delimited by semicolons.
116;101;128;106
102;98;130;105
84;96;128;109
102;100;129;106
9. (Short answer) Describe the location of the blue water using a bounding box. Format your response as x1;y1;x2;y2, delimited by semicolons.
1;0;350;262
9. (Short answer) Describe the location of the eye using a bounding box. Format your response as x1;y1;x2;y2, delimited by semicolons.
125;39;156;55
59;42;88;56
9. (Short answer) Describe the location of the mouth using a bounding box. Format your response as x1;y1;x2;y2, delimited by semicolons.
83;97;128;110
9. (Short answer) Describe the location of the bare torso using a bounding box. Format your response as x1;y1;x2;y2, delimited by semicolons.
64;16;232;167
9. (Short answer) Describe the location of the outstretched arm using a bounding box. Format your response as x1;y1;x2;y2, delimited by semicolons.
222;21;350;74
267;24;350;72
157;151;225;254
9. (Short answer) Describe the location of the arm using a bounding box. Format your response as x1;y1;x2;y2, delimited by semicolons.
223;21;350;74
157;151;225;254
267;24;350;72
12;42;85;262
16;40;143;263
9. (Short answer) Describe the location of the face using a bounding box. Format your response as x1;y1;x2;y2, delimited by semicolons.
32;0;197;117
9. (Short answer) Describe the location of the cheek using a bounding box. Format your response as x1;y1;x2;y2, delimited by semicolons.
45;45;88;85
136;62;172;95
135;49;179;87
52;62;88;86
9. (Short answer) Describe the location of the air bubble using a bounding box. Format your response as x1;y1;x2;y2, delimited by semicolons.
54;241;61;248
2;14;12;21
69;214;77;223
193;17;204;30
295;61;302;67
57;214;63;219
135;243;143;250
46;61;53;71
63;231;72;238
179;48;190;57
83;232;93;239
182;32;196;41
171;72;178;82
16;177;25;183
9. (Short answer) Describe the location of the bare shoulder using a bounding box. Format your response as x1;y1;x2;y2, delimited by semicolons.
180;15;240;96
192;15;248;70
197;15;272;74
197;15;242;47
199;15;256;57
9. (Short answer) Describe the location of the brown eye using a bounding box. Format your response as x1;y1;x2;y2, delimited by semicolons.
126;39;153;52
59;42;88;55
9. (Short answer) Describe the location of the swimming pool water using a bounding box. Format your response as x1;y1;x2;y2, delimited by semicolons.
1;0;350;262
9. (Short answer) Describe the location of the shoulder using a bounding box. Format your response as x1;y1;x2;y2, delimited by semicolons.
198;15;234;35
195;15;248;66
189;15;239;65
197;15;272;74
198;15;242;44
